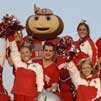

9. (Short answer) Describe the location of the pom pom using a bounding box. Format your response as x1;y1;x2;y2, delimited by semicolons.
0;14;24;38
80;19;88;25
56;36;81;62
56;36;76;62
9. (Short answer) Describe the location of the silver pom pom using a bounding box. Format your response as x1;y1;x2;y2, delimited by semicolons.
81;19;88;25
37;90;61;101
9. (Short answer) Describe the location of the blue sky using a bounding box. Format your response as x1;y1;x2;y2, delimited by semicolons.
0;0;101;97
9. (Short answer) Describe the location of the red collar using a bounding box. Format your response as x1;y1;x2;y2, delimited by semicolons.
85;74;98;81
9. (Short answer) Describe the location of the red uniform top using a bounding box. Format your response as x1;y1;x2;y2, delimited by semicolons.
31;39;43;60
36;59;59;89
96;37;101;57
12;67;38;97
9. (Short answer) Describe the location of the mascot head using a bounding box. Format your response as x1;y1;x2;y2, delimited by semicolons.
26;4;64;40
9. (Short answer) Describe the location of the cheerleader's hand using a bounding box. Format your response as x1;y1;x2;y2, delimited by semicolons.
45;75;50;84
58;62;67;70
8;34;15;42
46;87;51;92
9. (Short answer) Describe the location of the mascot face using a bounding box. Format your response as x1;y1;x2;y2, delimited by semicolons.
26;5;64;40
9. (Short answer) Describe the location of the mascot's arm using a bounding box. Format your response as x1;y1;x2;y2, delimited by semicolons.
0;38;7;66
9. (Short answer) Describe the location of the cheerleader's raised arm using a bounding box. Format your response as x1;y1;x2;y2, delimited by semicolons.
0;38;7;66
8;35;44;100
66;59;101;101
66;61;82;88
8;35;26;68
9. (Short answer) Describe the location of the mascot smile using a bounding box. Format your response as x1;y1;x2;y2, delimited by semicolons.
26;4;64;40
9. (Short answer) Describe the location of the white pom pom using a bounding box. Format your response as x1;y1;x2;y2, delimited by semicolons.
81;19;88;25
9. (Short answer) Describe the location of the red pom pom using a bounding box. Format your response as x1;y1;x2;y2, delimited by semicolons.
0;14;24;38
56;36;76;62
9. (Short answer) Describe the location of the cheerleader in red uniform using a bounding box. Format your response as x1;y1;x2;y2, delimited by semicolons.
95;37;101;84
96;37;101;70
0;38;10;101
60;58;101;101
74;20;97;66
6;30;26;75
36;42;59;93
8;35;44;101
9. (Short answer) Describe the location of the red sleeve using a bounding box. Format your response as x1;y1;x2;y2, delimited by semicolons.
73;52;89;69
51;66;59;83
8;34;15;42
56;56;65;66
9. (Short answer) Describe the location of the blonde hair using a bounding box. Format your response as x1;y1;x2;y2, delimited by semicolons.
79;58;95;78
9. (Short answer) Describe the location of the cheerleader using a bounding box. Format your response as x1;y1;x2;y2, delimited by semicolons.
36;42;59;93
6;30;26;76
8;35;44;101
0;38;10;101
96;37;101;70
60;58;101;101
74;20;97;66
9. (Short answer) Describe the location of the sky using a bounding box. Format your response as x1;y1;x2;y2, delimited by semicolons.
0;0;101;98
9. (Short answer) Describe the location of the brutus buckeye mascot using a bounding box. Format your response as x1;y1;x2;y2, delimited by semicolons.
25;4;64;60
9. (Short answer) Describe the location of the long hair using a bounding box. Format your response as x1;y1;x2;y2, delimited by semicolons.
77;20;90;38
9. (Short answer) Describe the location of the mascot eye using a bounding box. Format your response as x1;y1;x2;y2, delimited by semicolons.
46;16;51;21
34;16;39;20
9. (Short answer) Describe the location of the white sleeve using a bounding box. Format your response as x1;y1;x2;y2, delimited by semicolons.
66;61;81;88
96;79;101;99
0;38;7;66
10;40;26;68
30;63;44;92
